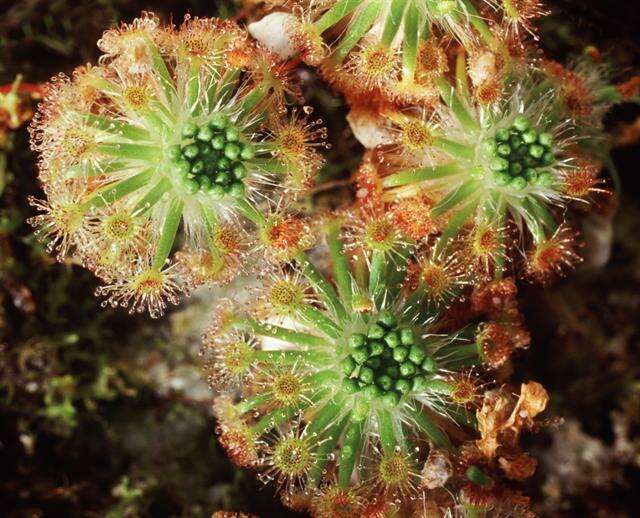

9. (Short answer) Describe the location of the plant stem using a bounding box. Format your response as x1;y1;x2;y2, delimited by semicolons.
326;222;353;310
296;251;347;323
377;410;397;454
406;404;451;449
338;420;364;487
234;317;326;348
152;198;183;269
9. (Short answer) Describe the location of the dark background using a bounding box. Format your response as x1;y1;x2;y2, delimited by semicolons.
1;1;639;516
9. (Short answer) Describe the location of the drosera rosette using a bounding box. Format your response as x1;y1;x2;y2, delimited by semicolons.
368;77;602;282
28;13;326;317
538;52;640;195
203;215;528;513
248;0;524;108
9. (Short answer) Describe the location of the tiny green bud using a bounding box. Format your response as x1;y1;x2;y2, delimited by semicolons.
524;168;538;182
191;159;205;174
377;310;396;328
363;384;382;399
542;151;555;166
510;176;527;190
529;144;545;159
392;346;409;363
382;391;400;406
215;171;231;185
367;324;386;340
494;171;511;186
240;143;255;160
368;341;385;357
225;126;240;142
497;143;511;157
359;367;374;384
400;328;414;346
224;142;241;160
211;134;226;150
183;178;199;194
198;176;212;191
175;159;190;177
208;184;225;198
376;375;393;391
352;399;370;421
408;345;426;365
522;128;538;144
351;348;369;365
421;357;437;373
490;157;509;172
182;143;199;160
513;115;530;132
229;181;245;197
537;171;554;187
483;139;497;154
509;134;523;149
509;162;523;176
395;379;412;395
384;331;401;349
217;157;232;170
349;333;367;349
182;122;198;138
198;141;212;156
197;125;214;142
342;378;360;394
538;132;553;147
209;112;228;129
341;356;356;375
495;128;510;142
412;375;429;391
399;361;416;378
167;145;182;161
232;163;247;179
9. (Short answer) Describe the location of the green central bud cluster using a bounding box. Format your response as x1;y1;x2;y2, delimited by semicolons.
169;113;254;197
340;311;437;406
486;115;555;190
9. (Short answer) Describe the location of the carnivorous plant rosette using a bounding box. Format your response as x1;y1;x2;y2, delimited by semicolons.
538;55;640;194
28;13;325;317
204;217;526;514
248;0;546;107
365;76;610;281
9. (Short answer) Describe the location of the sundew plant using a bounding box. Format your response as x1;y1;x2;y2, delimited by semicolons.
249;0;550;109
29;14;325;317
373;79;585;279
206;217;531;516
24;2;640;516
